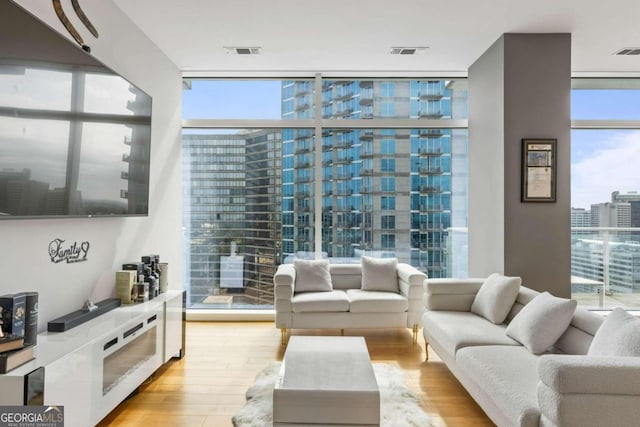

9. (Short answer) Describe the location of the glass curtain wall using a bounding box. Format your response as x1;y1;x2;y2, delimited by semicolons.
183;78;468;309
571;78;640;309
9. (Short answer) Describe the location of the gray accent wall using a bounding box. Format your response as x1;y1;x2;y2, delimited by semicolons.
469;34;571;297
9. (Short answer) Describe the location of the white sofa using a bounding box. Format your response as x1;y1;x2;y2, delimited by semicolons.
274;262;426;344
423;278;640;427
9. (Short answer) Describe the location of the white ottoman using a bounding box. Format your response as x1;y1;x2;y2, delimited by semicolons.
273;336;380;427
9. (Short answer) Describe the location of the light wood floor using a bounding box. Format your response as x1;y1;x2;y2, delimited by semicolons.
98;322;494;427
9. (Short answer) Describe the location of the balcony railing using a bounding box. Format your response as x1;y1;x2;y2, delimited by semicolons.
571;227;640;309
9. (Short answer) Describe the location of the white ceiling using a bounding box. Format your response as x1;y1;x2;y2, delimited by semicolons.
113;0;640;75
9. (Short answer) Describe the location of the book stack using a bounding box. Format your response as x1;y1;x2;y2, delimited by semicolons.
0;292;38;374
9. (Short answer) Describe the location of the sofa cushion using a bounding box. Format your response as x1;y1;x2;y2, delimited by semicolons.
293;259;333;293
292;290;350;313
360;256;398;292
471;273;522;324
506;292;577;355
588;307;640;357
423;311;520;357
456;345;541;427
346;289;408;313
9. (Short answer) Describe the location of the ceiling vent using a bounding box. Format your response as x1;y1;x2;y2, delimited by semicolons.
614;47;640;56
224;46;261;55
390;47;428;55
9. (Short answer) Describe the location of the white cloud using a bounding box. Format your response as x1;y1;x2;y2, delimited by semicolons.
572;131;640;208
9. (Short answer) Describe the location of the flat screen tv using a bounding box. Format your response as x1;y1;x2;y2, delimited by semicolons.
0;1;152;219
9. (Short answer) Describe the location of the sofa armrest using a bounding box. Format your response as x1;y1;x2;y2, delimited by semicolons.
538;354;640;395
274;264;295;301
424;278;483;311
537;354;640;427
396;263;427;328
397;263;427;300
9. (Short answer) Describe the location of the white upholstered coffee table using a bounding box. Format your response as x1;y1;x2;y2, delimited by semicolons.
273;336;380;427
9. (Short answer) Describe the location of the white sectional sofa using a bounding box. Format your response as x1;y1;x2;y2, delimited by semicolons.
423;278;640;427
274;259;426;345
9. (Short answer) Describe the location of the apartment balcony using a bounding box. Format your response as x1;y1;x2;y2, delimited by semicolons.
336;172;354;180
295;176;311;183
334;156;354;165
333;91;355;101
335;189;354;196
360;151;374;158
322;144;333;151
418;92;444;100
295;102;310;111
123;136;132;146
334;108;354;117
297;161;311;169
334;237;356;245
420;204;443;213
120;171;129;179
359;81;373;88
333;140;353;149
122;153;130;162
419;111;444;119
295;146;311;154
419;148;443;157
294;191;311;198
419;242;442;251
420;185;443;194
418;129;444;138
359;131;374;140
298;206;311;212
322;159;333;166
419;167;443;175
419;223;444;231
361;186;372;193
425;261;446;271
359;96;373;106
295;88;311;96
361;168;374;176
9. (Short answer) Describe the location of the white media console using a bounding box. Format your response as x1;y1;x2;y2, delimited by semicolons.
0;290;184;427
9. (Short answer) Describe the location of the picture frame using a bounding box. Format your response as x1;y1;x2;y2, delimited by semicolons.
521;138;556;202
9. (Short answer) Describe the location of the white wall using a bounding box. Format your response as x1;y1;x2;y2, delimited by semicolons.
1;0;183;330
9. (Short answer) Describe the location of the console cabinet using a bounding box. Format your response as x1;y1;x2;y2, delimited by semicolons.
0;290;184;426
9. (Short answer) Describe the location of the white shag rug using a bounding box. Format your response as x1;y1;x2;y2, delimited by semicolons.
232;362;431;427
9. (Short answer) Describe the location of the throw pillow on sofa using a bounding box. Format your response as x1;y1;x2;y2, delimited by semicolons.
293;259;333;293
588;307;640;357
470;273;522;324
505;291;577;354
361;256;398;292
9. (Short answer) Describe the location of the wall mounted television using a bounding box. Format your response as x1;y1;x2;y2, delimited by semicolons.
0;1;152;219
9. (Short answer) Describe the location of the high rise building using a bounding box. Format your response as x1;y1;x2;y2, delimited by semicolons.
280;80;468;278
182;131;282;307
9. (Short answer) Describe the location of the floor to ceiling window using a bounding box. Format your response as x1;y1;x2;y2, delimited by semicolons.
182;77;468;309
571;78;640;309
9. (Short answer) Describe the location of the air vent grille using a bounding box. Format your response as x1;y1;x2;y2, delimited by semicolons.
614;48;640;56
390;46;428;55
224;46;262;55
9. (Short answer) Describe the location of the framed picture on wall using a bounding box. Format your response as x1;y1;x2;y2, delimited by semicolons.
521;139;556;202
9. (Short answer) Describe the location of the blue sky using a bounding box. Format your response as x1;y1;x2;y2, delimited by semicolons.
183;81;640;210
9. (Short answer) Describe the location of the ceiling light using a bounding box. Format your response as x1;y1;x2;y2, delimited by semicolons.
614;47;640;56
224;46;262;55
390;47;429;55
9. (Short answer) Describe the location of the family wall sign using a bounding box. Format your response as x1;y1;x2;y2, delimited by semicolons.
48;238;90;264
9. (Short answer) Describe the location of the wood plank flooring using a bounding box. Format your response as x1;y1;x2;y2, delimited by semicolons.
98;322;494;427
